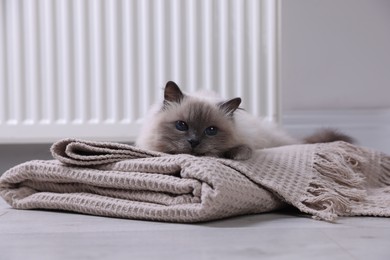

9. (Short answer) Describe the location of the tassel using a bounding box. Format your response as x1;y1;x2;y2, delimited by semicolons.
302;142;367;221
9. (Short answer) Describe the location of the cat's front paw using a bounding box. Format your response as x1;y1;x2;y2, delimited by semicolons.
224;145;253;160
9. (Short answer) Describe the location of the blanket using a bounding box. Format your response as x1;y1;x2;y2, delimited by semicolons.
0;139;389;222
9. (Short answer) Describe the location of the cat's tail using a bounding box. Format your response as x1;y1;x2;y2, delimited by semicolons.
304;128;355;144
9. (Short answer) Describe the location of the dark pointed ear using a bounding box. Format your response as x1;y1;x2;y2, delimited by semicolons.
164;81;184;103
219;97;241;116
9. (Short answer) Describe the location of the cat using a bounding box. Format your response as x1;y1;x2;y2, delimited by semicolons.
135;81;354;160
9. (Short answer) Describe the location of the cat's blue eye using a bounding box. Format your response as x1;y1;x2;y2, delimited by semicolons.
175;120;188;131
205;126;218;136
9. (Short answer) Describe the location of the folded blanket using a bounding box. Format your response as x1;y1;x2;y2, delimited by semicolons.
0;139;389;222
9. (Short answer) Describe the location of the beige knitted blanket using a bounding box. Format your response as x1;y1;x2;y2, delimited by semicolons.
0;139;389;222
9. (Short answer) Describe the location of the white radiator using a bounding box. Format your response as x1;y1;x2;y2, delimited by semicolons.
0;0;280;143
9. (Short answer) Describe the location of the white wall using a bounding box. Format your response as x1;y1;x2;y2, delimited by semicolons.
281;0;390;111
280;0;390;153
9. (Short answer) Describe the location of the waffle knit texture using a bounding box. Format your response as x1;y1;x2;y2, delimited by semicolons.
0;139;389;222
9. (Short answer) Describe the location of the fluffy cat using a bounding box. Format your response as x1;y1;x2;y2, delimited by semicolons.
136;81;353;160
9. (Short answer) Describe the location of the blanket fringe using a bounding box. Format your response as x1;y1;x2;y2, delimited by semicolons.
302;142;368;221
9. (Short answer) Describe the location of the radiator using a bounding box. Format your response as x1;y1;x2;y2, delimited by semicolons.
0;0;280;143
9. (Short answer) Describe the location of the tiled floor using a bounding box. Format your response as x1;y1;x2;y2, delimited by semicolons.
1;199;389;260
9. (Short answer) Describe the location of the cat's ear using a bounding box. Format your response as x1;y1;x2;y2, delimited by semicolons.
164;81;184;103
219;97;241;116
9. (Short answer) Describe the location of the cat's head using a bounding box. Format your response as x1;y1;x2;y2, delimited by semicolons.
151;81;242;157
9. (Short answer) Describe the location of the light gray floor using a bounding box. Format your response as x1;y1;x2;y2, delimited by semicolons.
1;199;389;260
0;144;52;174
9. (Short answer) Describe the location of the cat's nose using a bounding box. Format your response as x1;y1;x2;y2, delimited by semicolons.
187;139;200;148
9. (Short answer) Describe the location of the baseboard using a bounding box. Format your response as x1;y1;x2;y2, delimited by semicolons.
282;109;390;154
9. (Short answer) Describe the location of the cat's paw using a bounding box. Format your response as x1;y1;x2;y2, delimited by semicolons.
225;145;253;160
